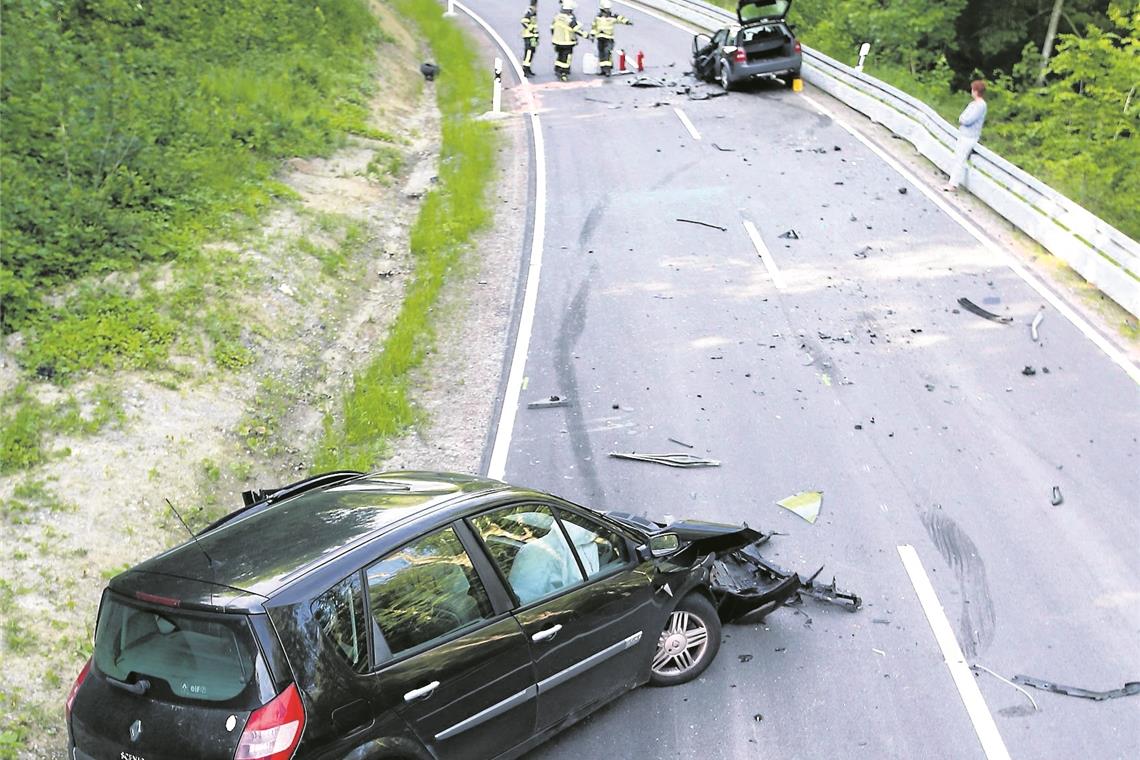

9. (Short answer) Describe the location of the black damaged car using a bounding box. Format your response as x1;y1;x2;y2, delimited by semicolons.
67;471;855;760
693;0;802;90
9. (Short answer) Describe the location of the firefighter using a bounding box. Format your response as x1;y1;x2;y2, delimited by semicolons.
589;0;632;76
551;0;586;81
520;1;538;77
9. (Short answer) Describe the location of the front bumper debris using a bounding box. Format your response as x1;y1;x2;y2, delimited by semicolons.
708;537;862;623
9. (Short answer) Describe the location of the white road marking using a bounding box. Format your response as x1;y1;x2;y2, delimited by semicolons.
453;2;546;480
742;219;786;290
809;97;1139;386
673;107;701;141
897;545;1012;760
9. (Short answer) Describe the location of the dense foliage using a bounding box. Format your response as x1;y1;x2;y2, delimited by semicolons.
715;0;1138;239
1;0;381;337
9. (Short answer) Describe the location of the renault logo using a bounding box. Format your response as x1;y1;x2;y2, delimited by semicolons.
128;719;142;743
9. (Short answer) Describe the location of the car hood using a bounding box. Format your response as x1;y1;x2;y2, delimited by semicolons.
605;511;766;554
738;0;790;24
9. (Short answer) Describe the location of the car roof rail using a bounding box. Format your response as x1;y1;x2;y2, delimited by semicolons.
199;470;365;535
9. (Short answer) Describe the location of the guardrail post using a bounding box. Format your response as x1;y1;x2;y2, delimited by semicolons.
443;0;456;17
856;42;870;72
492;57;503;113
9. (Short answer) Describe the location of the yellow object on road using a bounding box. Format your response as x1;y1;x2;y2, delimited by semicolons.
792;77;804;92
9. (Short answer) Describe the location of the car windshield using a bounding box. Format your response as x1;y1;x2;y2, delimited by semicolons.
739;0;790;23
93;593;263;706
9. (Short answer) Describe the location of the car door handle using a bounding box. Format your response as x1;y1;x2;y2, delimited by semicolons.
531;624;563;643
404;681;440;702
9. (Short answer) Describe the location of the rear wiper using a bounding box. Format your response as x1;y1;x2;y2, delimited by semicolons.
107;676;151;695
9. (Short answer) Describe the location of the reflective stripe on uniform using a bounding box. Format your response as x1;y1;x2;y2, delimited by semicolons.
551;12;582;46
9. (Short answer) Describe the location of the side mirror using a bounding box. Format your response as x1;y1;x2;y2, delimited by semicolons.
648;533;681;557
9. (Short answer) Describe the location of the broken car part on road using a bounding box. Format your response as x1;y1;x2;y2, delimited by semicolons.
776;490;823;524
1012;675;1140;701
527;395;571;409
676;218;728;232
958;297;1014;324
608;452;721;468
1031;310;1045;341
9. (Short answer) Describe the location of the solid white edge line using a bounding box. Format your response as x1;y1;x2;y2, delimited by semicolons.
743;219;785;290
897;545;1012;760
673;106;701;141
453;1;545;481
808;97;1139;386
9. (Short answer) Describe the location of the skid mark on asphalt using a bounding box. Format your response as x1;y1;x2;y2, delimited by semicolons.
920;509;997;659
556;271;604;503
578;198;609;248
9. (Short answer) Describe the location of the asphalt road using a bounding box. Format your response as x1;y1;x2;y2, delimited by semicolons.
460;2;1140;758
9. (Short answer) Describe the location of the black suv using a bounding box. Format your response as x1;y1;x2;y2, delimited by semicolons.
66;471;825;760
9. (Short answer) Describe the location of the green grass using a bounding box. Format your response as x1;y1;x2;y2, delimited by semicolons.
311;0;498;472
0;384;124;474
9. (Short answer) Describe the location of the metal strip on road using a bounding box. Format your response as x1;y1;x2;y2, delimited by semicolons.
452;2;548;481
742;220;786;291
673;107;701;141
897;545;1012;760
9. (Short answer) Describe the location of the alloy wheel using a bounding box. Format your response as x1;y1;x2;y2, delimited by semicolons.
652;609;710;677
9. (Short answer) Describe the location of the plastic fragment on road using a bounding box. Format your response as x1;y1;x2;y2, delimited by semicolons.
776;491;823;524
711;143;735;152
1031;311;1044;341
608;452;720;468
676;218;727;232
778;229;800;239
1022;366;1037;376
528;395;570;409
1011;675;1140;701
957;297;1013;324
971;665;1039;711
1051;486;1063;506
629;75;671;88
667;437;694;449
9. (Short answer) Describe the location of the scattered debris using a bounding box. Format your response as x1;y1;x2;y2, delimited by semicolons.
958;297;1013;324
738;654;754;663
1031;311;1044;342
583;96;615;104
753;713;764;722
1022;366;1037;376
1051;486;1064;506
711;142;735;152
1012;675;1140;702
630;75;672;88
420;62;440;81
676;218;727;232
898;187;907;194
667;437;694;449
778;229;801;240
686;89;728;100
854;246;872;259
528;395;570;409
872;648;886;656
776;491;823;524
608;452;721;468
971;665;1039;711
925;383;935;392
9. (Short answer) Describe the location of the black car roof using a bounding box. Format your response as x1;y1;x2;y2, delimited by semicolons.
113;472;507;609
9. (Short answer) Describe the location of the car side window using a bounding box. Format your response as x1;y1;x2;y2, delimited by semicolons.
555;509;629;579
470;505;585;606
366;526;493;663
311;573;370;674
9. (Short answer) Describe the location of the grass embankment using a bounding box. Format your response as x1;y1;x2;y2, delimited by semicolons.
0;0;383;472
311;0;499;471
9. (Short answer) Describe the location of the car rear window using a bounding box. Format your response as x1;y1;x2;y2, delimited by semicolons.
93;593;265;706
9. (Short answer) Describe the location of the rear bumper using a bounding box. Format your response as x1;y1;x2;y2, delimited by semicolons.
730;54;801;80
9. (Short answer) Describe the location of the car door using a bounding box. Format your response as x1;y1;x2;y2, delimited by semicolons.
467;503;656;731
361;524;538;760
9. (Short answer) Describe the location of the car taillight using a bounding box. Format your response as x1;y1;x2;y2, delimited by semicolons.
794;40;802;53
65;658;92;722
235;683;305;760
734;48;747;63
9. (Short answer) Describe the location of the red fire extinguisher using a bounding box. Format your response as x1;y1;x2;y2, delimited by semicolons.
636;50;645;72
618;49;626;71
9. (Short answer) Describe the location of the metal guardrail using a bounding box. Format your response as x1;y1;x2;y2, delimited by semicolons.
623;0;1140;317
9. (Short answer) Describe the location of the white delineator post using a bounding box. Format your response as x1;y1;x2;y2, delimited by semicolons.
856;42;871;72
492;57;503;113
443;0;456;17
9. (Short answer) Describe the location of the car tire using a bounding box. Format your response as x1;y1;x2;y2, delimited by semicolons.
649;593;721;687
718;60;733;92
